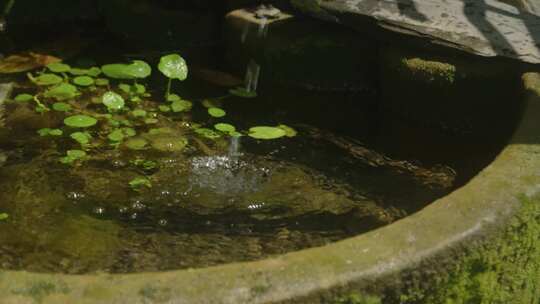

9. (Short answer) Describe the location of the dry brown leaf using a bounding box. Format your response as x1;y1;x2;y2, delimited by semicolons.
0;52;61;74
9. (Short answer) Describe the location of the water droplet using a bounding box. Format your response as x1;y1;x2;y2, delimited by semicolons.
93;207;105;215
119;207;129;213
158;219;168;226
132;201;146;211
130;213;138;220
66;191;85;201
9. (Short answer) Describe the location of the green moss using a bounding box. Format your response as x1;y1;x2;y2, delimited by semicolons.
12;280;70;303
401;57;456;84
334;293;382;304
398;194;540;303
523;72;540;97
138;285;172;303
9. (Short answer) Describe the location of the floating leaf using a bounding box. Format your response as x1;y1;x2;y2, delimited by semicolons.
70;132;92;145
214;123;236;133
171;100;192;112
14;93;33;102
30;73;63;86
202;99;222;108
52;102;72;112
118;83;131;94
208;107;226;118
60;149;86;164
248;126;286;140
44;83;79;101
102;91;125;111
47;62;71;73
129;177;152;189
144;118;158;124
158;105;171;112
158;54;188;80
0;213;8;220
108;129;125;142
195;128;221;139
64;115;97;128
102;60;151;79
70;67;101;77
278;124;297;137
229;87;257;98
125;138;148;150
131;109;147;118
37;128;63;136
73;76;94;86
167;94;181;102
95;78;109;86
0;52;61;74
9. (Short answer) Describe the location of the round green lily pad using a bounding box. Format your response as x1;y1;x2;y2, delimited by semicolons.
47;62;71;73
95;78;109;86
248;126;286;140
167;94;181;102
158;54;188;80
214;123;236;133
208;107;226;118
70;132;92;145
73;76;94;86
102;91;125;111
278;124;298;137
125;138;148;150
108;129;125;142
52;102;72;112
64;115;98;128
131;109;147;118
195;128;221;139
171;100;192;112
14;93;33;102
32;73;63;86
44;83;79;101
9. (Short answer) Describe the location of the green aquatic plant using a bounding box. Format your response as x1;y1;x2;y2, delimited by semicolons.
0;213;8;221
131;109;147;118
44;83;79;101
14;93;33;102
52;102;71;112
102;60;151;80
28;73;63;86
248;126;286;140
158;54;188;99
214;123;235;133
108;128;136;142
60;149;86;165
69;67;101;77
70;132;92;146
64;115;97;128
129;177;152;190
95;78;109;86
208;107;226;118
37;128;63;137
73;76;94;87
46;62;71;73
102;91;125;111
171;99;192;113
195;127;221;139
131;158;157;170
278;124;297;137
125;138;148;150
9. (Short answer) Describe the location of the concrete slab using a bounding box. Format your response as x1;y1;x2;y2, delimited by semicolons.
294;0;540;64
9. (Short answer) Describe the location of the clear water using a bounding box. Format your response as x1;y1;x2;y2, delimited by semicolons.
0;28;505;274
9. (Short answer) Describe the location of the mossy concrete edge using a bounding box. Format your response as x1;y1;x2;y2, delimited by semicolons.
0;76;539;303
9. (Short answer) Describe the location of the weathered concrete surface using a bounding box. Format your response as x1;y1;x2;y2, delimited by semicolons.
292;0;540;64
0;73;537;303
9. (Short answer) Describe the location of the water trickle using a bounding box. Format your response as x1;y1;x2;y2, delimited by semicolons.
244;60;261;94
228;135;242;158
